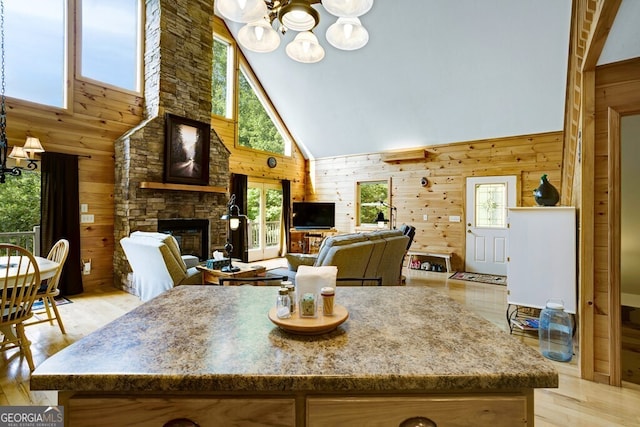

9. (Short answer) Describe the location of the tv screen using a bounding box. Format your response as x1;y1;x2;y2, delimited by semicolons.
292;202;335;229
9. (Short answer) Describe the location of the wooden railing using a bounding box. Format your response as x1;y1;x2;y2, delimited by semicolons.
0;226;41;255
249;221;280;249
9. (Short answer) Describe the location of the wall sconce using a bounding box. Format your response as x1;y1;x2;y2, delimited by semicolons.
220;194;246;272
1;135;45;183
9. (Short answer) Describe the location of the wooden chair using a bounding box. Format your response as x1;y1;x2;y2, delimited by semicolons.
25;239;69;334
0;244;41;371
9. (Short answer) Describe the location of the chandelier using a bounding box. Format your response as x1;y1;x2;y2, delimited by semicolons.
0;0;45;184
216;0;374;63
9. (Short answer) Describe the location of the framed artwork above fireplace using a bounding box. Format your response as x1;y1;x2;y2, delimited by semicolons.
164;113;210;186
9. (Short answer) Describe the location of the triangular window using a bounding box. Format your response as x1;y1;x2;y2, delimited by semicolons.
237;64;291;156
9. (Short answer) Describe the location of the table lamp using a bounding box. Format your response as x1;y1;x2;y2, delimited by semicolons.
220;194;246;272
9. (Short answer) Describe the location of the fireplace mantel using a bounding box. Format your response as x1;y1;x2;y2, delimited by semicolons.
140;182;227;194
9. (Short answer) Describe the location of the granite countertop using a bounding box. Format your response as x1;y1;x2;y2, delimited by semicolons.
31;286;557;393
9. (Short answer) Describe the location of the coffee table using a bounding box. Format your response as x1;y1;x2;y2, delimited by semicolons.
196;261;267;285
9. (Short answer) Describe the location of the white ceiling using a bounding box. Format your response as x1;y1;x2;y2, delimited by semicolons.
220;1;630;159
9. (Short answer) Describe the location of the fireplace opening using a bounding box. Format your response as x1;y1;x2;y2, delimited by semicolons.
158;219;209;261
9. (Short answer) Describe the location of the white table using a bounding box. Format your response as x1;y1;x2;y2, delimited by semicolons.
0;255;60;284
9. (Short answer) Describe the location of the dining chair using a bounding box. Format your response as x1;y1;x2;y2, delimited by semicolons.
0;244;41;371
25;239;69;334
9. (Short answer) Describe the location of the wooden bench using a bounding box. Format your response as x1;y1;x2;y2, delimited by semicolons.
407;251;452;273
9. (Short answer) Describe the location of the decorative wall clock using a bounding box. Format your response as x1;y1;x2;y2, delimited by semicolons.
267;157;277;168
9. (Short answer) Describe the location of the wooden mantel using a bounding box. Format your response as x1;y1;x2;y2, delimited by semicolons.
139;182;227;193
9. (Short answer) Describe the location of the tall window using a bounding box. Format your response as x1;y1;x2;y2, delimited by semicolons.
4;0;66;107
358;181;389;226
79;0;142;92
238;65;291;156
212;37;233;118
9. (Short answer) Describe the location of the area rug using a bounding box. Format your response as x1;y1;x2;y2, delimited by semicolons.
32;297;72;311
449;271;507;286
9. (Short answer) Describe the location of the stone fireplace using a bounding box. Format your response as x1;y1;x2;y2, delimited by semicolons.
113;0;229;294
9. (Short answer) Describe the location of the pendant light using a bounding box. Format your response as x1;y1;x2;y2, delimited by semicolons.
216;0;375;64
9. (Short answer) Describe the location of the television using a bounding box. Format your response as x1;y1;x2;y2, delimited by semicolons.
292;202;335;230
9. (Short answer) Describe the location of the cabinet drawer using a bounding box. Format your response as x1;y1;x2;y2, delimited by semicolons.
307;395;528;427
67;396;295;427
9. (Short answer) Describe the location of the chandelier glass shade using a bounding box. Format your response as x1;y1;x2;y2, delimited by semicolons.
326;17;368;50
216;0;374;63
285;31;325;63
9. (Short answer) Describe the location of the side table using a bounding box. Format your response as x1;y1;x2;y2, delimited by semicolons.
196;262;267;285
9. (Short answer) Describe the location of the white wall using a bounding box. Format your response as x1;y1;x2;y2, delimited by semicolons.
598;0;640;65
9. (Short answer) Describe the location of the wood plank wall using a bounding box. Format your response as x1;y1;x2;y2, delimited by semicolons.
307;131;564;271
6;84;143;291
590;58;640;383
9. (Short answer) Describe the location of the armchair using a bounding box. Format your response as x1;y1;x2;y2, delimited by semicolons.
120;232;201;302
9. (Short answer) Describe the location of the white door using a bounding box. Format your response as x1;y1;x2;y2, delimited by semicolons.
465;176;516;275
247;182;282;262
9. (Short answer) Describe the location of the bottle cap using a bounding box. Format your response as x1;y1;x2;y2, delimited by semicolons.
278;287;289;295
321;287;334;296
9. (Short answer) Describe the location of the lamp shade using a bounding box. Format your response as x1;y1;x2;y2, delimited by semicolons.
279;0;320;31
322;0;374;18
238;20;281;52
23;136;45;153
286;31;325;63
326;17;369;50
8;146;28;160
216;0;268;23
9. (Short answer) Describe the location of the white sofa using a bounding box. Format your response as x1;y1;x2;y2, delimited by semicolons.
120;231;201;302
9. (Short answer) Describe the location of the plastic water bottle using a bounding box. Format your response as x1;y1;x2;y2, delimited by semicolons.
539;299;573;362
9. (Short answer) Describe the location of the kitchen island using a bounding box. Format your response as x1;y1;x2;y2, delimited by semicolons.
31;286;557;426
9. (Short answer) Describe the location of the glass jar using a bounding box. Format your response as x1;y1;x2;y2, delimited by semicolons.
283;281;295;314
276;287;291;319
539;299;573;362
321;286;335;315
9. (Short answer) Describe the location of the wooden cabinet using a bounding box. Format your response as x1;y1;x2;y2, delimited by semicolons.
289;229;337;254
507;207;577;313
62;392;530;427
64;395;296;427
307;395;530;427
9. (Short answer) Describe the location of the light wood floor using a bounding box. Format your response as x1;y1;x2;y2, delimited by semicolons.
2;265;640;426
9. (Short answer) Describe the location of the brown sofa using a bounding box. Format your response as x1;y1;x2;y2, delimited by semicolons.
285;229;410;286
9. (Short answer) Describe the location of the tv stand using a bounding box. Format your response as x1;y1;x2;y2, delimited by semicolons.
289;228;337;254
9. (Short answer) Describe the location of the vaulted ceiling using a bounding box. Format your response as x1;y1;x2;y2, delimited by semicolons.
220;0;637;159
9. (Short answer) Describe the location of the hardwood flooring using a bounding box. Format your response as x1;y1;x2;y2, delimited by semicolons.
2;265;640;426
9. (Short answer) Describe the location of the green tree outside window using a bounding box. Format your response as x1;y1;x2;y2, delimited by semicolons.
0;172;41;232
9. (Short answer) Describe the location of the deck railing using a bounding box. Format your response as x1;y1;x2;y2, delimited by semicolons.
249;221;280;249
0;226;41;255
